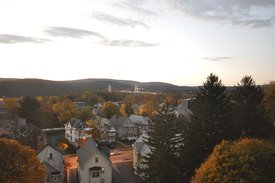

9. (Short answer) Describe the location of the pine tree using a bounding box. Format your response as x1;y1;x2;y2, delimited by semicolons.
143;102;184;183
233;76;272;139
181;73;233;182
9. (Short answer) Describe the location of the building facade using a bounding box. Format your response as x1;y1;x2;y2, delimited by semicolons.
64;118;92;147
77;140;112;183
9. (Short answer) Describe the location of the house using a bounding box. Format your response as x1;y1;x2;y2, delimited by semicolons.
110;115;138;141
64;118;92;147
77;140;112;183
94;117;116;144
37;146;64;183
175;98;193;121
74;101;90;110
129;115;150;137
131;104;140;114
132;134;150;179
93;103;102;116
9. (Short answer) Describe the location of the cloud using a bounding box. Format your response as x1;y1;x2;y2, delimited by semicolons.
100;39;159;47
0;34;50;44
44;27;105;39
91;12;150;29
202;57;233;61
173;0;275;28
113;2;157;17
43;26;157;47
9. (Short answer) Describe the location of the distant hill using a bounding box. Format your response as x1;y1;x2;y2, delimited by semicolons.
0;78;199;97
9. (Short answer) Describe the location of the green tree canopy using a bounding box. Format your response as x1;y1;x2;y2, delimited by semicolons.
265;82;275;123
233;76;272;139
181;73;234;182
191;138;275;183
143;102;185;183
17;96;41;126
0;138;45;183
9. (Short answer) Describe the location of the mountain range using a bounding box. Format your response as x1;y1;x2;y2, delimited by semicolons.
0;78;199;97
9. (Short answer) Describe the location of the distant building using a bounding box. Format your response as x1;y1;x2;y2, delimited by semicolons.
37;146;64;183
132;104;140;114
93;103;102;116
77;140;112;183
74;102;89;110
108;85;112;92
64;118;92;147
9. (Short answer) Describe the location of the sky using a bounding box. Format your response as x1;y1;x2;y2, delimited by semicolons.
0;0;274;86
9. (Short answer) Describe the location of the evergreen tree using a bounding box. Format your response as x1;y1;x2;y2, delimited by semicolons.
143;102;184;183
181;74;233;182
233;76;272;139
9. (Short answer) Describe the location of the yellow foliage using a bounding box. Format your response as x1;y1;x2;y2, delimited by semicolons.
4;98;20;111
0;138;45;183
191;139;275;183
57;142;68;151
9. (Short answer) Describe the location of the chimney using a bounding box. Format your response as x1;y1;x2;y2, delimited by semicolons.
49;153;53;159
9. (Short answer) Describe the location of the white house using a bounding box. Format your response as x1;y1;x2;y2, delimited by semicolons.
37;146;64;183
175;98;193;121
129;115;150;137
110;115;138;141
132;134;150;179
77;140;112;183
64;118;92;147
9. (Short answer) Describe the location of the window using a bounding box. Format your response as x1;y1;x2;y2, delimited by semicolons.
92;172;100;177
53;176;57;182
95;157;99;163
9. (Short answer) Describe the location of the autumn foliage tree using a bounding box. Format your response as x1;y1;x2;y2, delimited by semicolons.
0;138;45;183
191;139;275;183
52;99;79;124
101;101;120;119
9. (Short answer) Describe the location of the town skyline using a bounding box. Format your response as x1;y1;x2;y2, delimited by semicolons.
0;0;274;86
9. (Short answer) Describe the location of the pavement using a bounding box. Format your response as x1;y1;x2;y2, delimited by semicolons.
64;154;78;183
110;148;142;183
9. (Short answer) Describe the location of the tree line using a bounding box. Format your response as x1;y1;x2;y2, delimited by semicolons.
143;74;275;183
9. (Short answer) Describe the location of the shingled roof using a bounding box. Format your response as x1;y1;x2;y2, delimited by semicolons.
65;118;88;129
37;146;63;173
77;140;111;167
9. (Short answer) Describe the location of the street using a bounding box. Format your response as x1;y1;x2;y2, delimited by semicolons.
64;154;78;183
110;148;142;183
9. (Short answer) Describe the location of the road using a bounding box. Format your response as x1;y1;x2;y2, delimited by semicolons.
110;148;142;183
64;154;78;183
